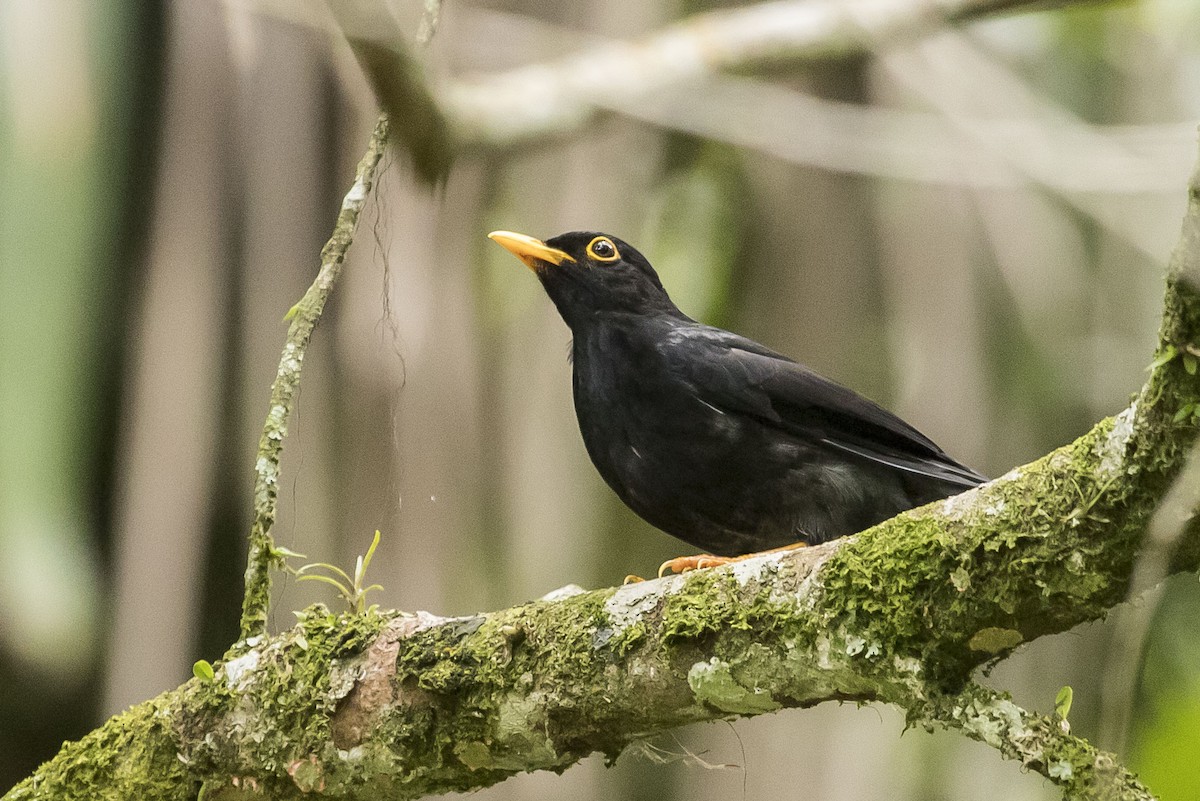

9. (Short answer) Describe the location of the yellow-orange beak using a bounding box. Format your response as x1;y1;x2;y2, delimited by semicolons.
488;230;575;271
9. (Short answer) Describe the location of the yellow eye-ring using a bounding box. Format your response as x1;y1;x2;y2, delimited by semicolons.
587;236;620;262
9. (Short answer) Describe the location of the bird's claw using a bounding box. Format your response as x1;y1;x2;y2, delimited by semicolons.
657;542;811;577
657;554;734;577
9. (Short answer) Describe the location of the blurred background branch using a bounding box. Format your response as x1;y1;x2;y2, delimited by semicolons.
442;0;1060;147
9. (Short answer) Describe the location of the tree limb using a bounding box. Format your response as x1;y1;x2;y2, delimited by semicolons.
443;0;1072;148
918;684;1152;801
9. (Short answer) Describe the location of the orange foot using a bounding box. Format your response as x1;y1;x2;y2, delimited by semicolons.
658;541;808;578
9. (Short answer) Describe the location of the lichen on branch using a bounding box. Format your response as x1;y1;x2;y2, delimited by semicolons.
915;684;1153;801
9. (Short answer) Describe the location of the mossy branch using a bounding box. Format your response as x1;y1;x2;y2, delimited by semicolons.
917;684;1152;801
239;115;390;641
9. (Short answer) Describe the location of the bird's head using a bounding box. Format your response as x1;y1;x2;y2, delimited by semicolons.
488;230;682;329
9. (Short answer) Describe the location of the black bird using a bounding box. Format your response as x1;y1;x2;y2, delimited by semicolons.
489;230;986;575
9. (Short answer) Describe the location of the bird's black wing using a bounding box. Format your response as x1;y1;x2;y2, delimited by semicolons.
661;326;987;489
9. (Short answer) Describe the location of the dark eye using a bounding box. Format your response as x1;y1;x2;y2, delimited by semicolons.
587;236;619;262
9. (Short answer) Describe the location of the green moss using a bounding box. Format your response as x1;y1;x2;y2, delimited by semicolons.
659;569;784;644
968;628;1024;654
453;741;494;771
610;620;648;656
4;697;192;801
687;657;780;714
660;571;727;640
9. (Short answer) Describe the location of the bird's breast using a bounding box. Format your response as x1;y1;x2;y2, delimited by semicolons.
572;338;758;499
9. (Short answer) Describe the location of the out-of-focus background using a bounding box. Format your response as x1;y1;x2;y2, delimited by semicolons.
3;0;1200;798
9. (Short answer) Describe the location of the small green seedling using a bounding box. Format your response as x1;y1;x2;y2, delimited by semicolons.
1149;344;1178;371
193;660;215;683
291;530;385;614
1055;685;1073;733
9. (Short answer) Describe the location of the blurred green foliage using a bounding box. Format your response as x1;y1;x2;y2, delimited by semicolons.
1132;576;1200;800
0;0;164;788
